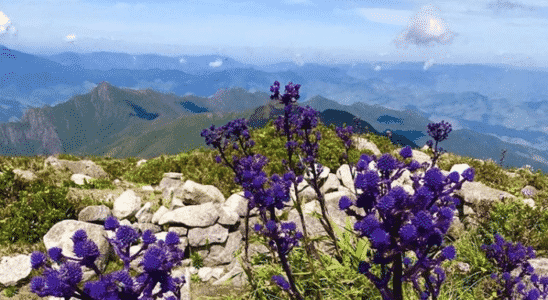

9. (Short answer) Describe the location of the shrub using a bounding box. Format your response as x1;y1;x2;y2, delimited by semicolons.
190;251;204;269
0;182;78;246
475;198;548;254
0;168;34;208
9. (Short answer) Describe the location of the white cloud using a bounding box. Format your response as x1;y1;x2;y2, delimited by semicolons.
423;59;435;70
209;59;223;68
179;57;186;64
355;8;411;26
374;65;382;71
394;4;456;49
64;34;77;43
0;11;17;37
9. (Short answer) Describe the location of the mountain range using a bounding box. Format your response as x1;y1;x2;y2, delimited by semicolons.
1;80;547;177
3;45;548;174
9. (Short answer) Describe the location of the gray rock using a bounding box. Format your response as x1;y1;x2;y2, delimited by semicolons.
1;139;547;300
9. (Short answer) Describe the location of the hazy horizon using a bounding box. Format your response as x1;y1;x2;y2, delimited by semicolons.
1;0;547;70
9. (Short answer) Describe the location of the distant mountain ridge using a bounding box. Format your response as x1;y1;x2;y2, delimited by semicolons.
1;81;546;177
4;45;548;174
34;51;298;75
0;81;413;159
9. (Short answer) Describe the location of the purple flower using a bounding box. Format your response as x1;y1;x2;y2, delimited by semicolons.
339;196;353;210
30;215;186;300
48;247;64;262
427;120;452;143
272;275;290;291
199;80;548;300
480;233;546;299
399;224;417;242
441;245;456;260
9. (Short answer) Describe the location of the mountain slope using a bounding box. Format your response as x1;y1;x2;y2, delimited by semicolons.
298;97;548;175
1;81;548;176
0;46;84;93
0;106;62;156
0;82;280;158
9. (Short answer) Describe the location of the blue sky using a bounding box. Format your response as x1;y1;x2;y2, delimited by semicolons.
1;0;547;68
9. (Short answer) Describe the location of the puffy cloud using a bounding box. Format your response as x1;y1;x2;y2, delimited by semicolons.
374;65;382;71
0;11;17;38
179;57;186;64
394;4;456;49
209;58;223;68
64;34;77;43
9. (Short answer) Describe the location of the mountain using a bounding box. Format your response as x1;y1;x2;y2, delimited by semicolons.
0;46;314;123
224;93;548;175
0;46;85;94
36;51;262;75
298;97;548;175
5;45;548;172
36;51;313;75
0;81;411;159
0;106;63;156
1;81;548;176
0;81;275;158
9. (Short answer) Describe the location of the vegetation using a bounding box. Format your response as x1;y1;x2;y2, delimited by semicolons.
1;118;548;299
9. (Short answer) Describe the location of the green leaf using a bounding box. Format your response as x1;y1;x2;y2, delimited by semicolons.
278;210;289;221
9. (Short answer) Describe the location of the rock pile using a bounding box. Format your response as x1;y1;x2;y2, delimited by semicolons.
0;136;546;300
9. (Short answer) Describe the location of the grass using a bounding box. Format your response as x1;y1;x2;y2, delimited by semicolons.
0;118;548;299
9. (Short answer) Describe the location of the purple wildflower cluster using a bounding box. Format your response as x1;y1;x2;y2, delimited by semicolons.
483;234;548;299
29;215;186;300
201;80;548;300
27;79;548;300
